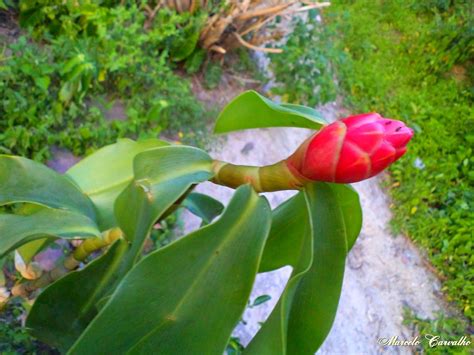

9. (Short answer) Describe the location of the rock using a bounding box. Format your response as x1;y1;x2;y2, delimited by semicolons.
46;146;81;173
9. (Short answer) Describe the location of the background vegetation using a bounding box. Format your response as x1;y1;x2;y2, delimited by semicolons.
327;0;473;322
1;2;207;161
1;0;472;352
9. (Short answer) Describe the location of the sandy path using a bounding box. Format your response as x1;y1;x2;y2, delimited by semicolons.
182;96;447;354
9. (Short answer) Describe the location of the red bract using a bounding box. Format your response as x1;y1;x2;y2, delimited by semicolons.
287;113;414;183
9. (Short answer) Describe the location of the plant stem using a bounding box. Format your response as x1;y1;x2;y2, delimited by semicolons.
211;159;307;192
10;228;123;298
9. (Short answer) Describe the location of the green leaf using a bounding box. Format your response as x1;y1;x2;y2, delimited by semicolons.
27;239;129;352
15;205;53;262
0;208;100;258
259;184;361;272
59;81;74;103
245;197;312;355
285;182;354;352
259;192;309;272
214;90;326;134
0;155;96;220
252;295;272;307
114;145;213;272
70;185;271;354
67;139;169;230
329;184;362;250
17;238;50;263
182;192;224;225
34;76;50;91
170;16;205;62
246;182;362;354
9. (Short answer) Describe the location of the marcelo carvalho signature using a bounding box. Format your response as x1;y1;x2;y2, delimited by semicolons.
378;335;472;348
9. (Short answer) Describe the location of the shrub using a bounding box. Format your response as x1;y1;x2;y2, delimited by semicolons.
270;10;342;106
1;4;207;161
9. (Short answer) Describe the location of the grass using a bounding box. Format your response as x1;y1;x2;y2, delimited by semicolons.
324;0;473;324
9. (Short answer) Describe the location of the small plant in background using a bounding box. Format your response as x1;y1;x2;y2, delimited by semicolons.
270;9;344;106
0;4;207;161
203;61;223;89
0;92;413;353
403;307;471;354
0;300;50;354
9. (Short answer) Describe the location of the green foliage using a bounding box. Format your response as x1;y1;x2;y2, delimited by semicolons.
27;239;129;351
246;183;362;354
0;209;100;257
1;4;206;161
0;301;55;354
403;307;471;354
270;10;342;106
113;145;214;274
69;186;271;354
181;192;224;225
0;155;96;218
214;90;326;133
0;95;364;353
325;0;474;320
66;138;169;230
204;61;223;90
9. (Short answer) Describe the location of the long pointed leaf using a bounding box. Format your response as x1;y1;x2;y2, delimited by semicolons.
214;91;326;133
0;209;100;257
70;185;271;354
0;155;95;219
115;145;213;273
246;183;362;354
67;139;168;230
287;182;355;352
245;194;312;355
26;239;129;351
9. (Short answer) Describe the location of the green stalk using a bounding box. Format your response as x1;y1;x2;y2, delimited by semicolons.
11;229;123;298
211;159;307;192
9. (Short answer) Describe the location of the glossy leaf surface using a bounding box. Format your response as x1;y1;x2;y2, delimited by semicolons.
27;239;129;351
114;145;213;272
245;194;312;355
67;139;168;230
258;192;309;273
182;192;224;224
246;182;362;354
259;184;361;273
214;90;326;133
70;186;271;354
0;209;100;257
0;155;95;219
286;183;353;353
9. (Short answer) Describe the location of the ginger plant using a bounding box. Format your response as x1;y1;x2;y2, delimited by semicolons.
0;91;412;354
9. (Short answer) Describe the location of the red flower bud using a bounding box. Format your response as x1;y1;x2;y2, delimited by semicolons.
287;113;414;183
